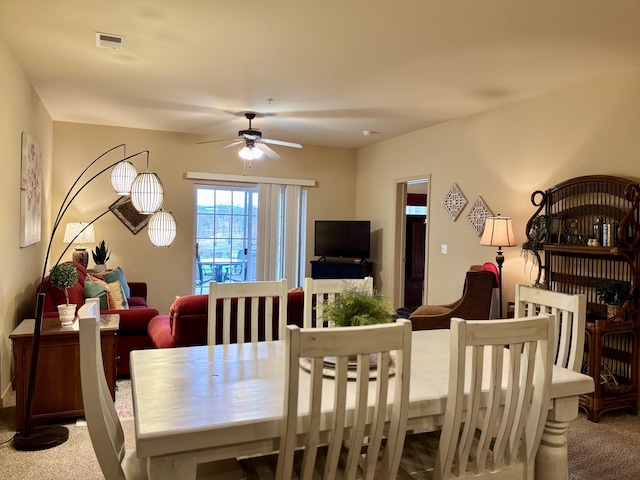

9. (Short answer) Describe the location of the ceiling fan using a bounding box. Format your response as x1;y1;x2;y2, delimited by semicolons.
196;112;302;160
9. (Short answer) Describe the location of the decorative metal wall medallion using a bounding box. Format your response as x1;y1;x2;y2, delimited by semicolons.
443;183;467;221
466;196;493;236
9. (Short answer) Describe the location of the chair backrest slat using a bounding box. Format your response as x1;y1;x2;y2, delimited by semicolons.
302;277;374;328
515;285;586;371
277;319;412;479
207;279;288;345
436;315;554;480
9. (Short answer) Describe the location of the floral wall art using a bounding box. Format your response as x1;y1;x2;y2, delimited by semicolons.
19;133;42;247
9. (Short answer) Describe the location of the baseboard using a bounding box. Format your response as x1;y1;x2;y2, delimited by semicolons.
1;379;13;408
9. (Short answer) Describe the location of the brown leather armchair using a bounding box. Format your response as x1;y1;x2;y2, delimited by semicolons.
409;269;496;330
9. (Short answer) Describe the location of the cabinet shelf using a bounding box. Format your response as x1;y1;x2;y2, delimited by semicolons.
541;244;633;255
527;175;640;422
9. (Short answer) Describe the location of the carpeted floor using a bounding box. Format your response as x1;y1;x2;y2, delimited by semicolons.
0;379;134;480
568;410;640;480
1;383;639;479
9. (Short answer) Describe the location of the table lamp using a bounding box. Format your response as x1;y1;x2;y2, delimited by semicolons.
480;214;517;318
63;222;95;268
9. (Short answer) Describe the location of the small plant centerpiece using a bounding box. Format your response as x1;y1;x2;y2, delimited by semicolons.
321;283;393;327
92;240;110;273
49;263;79;325
596;280;633;318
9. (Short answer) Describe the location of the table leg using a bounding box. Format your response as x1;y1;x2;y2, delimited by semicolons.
148;453;197;479
147;455;247;479
535;396;578;480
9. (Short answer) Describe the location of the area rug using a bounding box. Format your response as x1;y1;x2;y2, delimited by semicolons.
114;379;134;420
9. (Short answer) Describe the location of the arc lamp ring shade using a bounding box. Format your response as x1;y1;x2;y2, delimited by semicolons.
110;160;137;195
148;210;177;247
130;172;164;214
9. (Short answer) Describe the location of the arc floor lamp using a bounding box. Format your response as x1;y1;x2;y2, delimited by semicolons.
13;144;176;451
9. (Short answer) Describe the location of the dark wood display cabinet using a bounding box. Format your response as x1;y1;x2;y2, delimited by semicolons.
526;175;640;422
10;314;119;429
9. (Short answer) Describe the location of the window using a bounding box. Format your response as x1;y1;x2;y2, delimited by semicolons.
194;182;307;294
195;186;257;294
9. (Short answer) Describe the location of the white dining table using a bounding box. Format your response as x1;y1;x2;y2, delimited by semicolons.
130;329;594;480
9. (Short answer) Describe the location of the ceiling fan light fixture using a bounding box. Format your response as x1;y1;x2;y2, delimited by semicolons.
239;146;264;160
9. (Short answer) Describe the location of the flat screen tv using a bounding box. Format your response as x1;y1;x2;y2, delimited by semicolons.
314;220;371;260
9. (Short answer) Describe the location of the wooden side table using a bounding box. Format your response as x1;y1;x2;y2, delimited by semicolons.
10;314;119;429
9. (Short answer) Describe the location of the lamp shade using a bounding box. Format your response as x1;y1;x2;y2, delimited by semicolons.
239;146;264;160
480;216;517;247
110;160;137;195
63;222;95;245
148;210;177;247
130;172;164;214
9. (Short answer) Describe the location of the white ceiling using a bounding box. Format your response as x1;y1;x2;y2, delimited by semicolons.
1;1;639;150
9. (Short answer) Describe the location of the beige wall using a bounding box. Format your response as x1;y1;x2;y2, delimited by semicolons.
0;39;53;403
4;32;640;404
51;123;357;314
356;69;640;311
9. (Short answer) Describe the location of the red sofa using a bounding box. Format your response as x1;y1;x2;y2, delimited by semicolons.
148;290;305;348
40;262;159;376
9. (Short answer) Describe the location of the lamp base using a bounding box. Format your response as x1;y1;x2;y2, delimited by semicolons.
12;424;69;451
72;248;89;268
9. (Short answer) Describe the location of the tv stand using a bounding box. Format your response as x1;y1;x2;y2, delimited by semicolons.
310;260;373;280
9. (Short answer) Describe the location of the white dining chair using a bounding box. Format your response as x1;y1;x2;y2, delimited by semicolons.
78;298;148;480
208;279;288;345
79;299;246;480
302;276;374;328
399;315;555;480
239;319;413;479
514;285;586;372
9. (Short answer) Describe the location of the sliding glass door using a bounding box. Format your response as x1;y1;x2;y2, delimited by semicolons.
194;185;257;294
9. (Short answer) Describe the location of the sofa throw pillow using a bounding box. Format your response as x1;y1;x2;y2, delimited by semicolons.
107;279;129;310
88;275;115;308
84;277;109;310
101;267;130;299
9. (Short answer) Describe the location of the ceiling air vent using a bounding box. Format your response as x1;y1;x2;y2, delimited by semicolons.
95;32;126;50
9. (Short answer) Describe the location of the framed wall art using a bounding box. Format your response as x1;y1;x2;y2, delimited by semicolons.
19;133;43;247
466;196;493;236
443;183;467;221
109;196;150;234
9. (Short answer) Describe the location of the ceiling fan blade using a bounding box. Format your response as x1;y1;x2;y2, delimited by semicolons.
196;138;238;145
218;140;244;151
256;143;281;160
261;138;302;149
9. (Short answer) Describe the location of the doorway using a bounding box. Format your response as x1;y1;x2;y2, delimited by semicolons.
394;176;430;310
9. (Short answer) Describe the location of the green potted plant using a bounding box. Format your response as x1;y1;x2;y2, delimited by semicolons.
49;263;79;325
596;280;633;318
92;240;110;273
321;282;393;327
521;214;554;281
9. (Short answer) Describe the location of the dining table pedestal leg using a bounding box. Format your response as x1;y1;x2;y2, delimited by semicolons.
148;453;197;480
535;396;578;480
